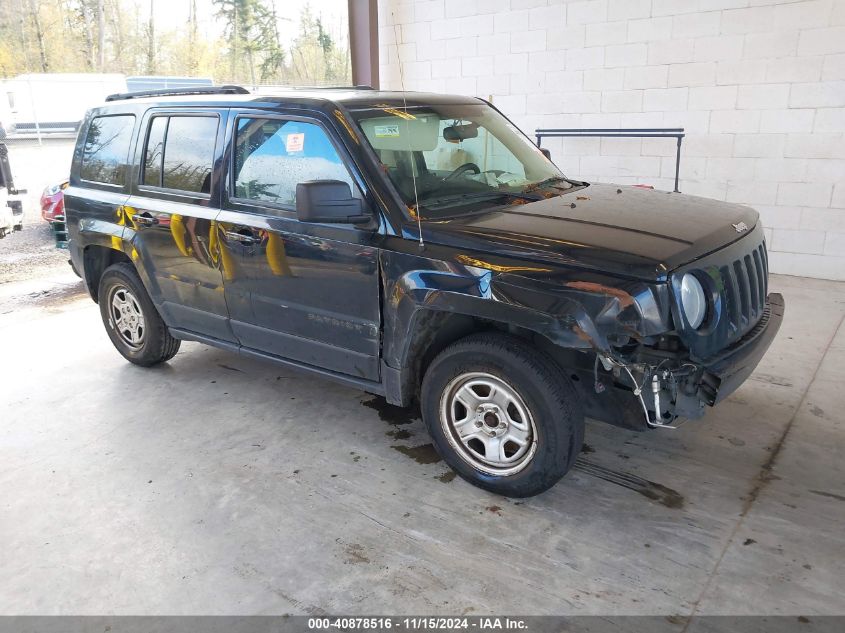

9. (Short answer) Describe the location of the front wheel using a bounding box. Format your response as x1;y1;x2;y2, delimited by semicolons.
421;333;584;497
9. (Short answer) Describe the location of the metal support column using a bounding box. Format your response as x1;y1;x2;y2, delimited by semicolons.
349;0;380;89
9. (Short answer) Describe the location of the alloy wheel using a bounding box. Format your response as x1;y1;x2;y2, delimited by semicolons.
109;285;146;349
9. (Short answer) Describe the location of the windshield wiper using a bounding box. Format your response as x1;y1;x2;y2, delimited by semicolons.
421;190;543;210
522;176;574;193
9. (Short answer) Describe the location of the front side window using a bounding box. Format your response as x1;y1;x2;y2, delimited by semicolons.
232;117;354;209
141;115;217;193
349;103;569;217
80;115;135;185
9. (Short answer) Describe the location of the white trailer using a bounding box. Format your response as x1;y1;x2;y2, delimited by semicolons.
0;73;127;138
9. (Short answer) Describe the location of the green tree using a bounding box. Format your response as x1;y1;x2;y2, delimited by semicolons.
0;0;350;85
213;0;282;84
289;4;349;84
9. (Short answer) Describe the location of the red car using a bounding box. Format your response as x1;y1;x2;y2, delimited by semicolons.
41;180;68;222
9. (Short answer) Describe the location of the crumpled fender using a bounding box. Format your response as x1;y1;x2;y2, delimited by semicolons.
380;249;672;370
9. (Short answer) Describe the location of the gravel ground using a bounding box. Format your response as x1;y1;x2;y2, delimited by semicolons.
0;222;86;315
0;223;70;284
0;139;86;311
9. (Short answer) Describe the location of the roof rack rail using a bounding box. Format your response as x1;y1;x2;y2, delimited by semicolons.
105;85;250;102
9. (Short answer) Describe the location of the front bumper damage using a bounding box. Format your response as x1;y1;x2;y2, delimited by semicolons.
595;293;785;429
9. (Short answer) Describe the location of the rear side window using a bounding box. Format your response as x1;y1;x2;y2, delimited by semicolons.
80;115;135;185
143;116;167;187
142;115;218;194
232;117;354;209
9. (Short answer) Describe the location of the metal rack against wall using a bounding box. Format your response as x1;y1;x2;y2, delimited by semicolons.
534;127;686;193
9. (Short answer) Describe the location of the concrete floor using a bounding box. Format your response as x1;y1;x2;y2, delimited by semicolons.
1;271;843;616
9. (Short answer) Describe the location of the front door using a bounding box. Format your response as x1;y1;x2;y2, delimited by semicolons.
126;108;236;343
217;113;381;380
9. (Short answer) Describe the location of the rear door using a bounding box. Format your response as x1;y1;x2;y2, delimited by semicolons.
217;111;381;380
126;108;236;343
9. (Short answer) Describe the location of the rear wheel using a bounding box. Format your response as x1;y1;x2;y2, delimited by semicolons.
98;263;180;366
421;333;584;497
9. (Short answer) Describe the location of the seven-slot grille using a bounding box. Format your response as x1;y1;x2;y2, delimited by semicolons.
718;240;768;342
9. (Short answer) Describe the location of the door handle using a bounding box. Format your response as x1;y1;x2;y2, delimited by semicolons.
132;213;158;226
224;230;260;245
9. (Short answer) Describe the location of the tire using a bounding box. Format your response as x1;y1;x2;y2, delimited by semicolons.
421;332;584;498
98;262;180;366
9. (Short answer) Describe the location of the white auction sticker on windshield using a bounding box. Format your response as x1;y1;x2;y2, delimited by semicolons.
374;124;400;138
286;133;305;152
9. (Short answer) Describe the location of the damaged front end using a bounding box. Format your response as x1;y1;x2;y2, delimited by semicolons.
574;228;785;431
593;291;783;429
594;347;706;429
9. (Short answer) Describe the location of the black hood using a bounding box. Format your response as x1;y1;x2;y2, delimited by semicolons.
419;183;759;281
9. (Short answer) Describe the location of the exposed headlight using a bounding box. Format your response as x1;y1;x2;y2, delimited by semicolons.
680;273;706;329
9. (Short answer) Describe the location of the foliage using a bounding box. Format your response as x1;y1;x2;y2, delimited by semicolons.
288;5;349;84
0;0;350;85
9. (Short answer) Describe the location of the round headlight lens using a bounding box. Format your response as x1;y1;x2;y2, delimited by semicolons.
680;273;706;329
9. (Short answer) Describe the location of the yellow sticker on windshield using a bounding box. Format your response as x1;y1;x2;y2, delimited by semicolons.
374;124;400;138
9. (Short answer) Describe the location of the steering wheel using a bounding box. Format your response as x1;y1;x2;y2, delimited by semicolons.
444;162;481;181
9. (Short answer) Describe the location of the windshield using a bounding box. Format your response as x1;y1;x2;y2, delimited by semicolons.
349;102;571;217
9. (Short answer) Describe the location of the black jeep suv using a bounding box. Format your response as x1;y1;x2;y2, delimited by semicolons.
65;86;784;497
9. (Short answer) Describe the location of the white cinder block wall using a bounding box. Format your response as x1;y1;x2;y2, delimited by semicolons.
377;0;845;281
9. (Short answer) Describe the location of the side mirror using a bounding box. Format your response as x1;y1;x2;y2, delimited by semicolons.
296;180;370;224
539;147;552;161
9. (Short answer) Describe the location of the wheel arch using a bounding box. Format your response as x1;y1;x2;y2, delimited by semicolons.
383;303;594;408
82;245;134;303
379;254;613;407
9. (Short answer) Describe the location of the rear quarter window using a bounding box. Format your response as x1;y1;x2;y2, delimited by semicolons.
80;115;135;186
